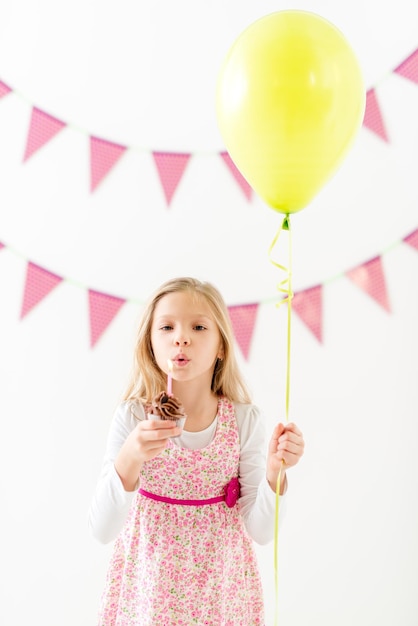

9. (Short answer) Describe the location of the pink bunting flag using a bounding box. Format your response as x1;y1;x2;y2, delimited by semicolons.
20;261;63;318
394;48;418;84
404;228;418;251
228;302;259;360
220;152;252;201
152;152;191;206
90;136;127;192
292;285;323;343
23;107;66;161
88;289;126;347
363;89;389;142
0;242;4;250
0;81;12;99
346;256;391;312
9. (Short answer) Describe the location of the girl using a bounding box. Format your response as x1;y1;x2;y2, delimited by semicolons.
89;277;304;625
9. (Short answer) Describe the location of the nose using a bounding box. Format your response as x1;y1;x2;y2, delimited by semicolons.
175;338;190;346
174;332;190;346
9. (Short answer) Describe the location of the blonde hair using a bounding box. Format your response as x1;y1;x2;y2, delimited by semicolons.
123;277;251;404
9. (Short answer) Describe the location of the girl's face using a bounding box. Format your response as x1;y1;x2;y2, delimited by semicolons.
150;291;224;388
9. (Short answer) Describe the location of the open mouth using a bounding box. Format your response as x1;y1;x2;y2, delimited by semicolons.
173;355;190;366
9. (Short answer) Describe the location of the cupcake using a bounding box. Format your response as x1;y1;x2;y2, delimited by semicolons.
147;391;187;435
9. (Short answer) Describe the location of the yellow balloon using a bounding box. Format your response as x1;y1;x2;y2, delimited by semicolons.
216;10;365;214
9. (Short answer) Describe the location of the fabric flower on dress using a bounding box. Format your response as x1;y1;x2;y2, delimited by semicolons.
224;477;240;508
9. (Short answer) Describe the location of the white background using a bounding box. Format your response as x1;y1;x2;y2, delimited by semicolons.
0;1;417;624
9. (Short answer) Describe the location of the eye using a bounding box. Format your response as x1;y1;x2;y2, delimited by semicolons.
194;324;207;331
159;325;173;331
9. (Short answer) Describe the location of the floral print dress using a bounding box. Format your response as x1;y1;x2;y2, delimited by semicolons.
97;397;264;626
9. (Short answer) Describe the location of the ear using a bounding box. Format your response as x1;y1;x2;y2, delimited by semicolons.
217;346;224;360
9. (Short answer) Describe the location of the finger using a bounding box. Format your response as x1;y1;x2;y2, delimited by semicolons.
141;421;181;437
271;452;288;469
277;440;303;456
280;451;300;467
141;440;171;461
283;422;303;437
141;419;178;430
279;431;305;450
278;429;304;445
144;440;169;454
138;424;181;444
268;423;285;454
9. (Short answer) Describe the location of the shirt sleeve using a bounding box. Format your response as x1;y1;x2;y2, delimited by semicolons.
235;403;287;545
88;402;140;544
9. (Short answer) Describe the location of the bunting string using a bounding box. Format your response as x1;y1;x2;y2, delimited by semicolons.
0;80;252;202
0;47;417;197
0;226;417;350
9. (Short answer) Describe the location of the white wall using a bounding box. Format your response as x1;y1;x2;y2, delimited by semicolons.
0;1;417;624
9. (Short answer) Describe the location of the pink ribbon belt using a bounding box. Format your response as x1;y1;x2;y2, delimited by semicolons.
139;489;225;506
139;477;240;508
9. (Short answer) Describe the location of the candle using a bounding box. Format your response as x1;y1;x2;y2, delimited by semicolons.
167;359;173;395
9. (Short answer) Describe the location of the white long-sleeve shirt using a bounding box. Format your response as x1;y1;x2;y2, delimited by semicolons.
88;401;285;545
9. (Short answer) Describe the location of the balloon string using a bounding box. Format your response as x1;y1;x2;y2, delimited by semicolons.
268;215;293;626
268;214;293;418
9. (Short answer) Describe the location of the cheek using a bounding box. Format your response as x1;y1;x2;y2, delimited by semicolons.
150;333;164;357
151;344;166;371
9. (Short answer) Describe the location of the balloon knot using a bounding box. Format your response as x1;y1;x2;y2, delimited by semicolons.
282;216;290;231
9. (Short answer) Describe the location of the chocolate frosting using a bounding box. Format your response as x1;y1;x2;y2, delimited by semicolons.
149;391;186;420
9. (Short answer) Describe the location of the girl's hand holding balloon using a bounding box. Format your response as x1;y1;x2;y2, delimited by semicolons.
267;422;305;494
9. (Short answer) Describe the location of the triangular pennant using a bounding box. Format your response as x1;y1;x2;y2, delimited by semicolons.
23;107;66;161
0;81;12;99
88;289;126;347
90;136;127;192
220;152;253;201
228;302;259;360
20;262;63;319
346;256;391;312
363;89;389;142
0;242;4;250
394;48;418;84
404;228;418;251
152;152;191;206
292;285;323;343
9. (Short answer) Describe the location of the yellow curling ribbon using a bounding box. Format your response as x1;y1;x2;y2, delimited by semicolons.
268;215;293;626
